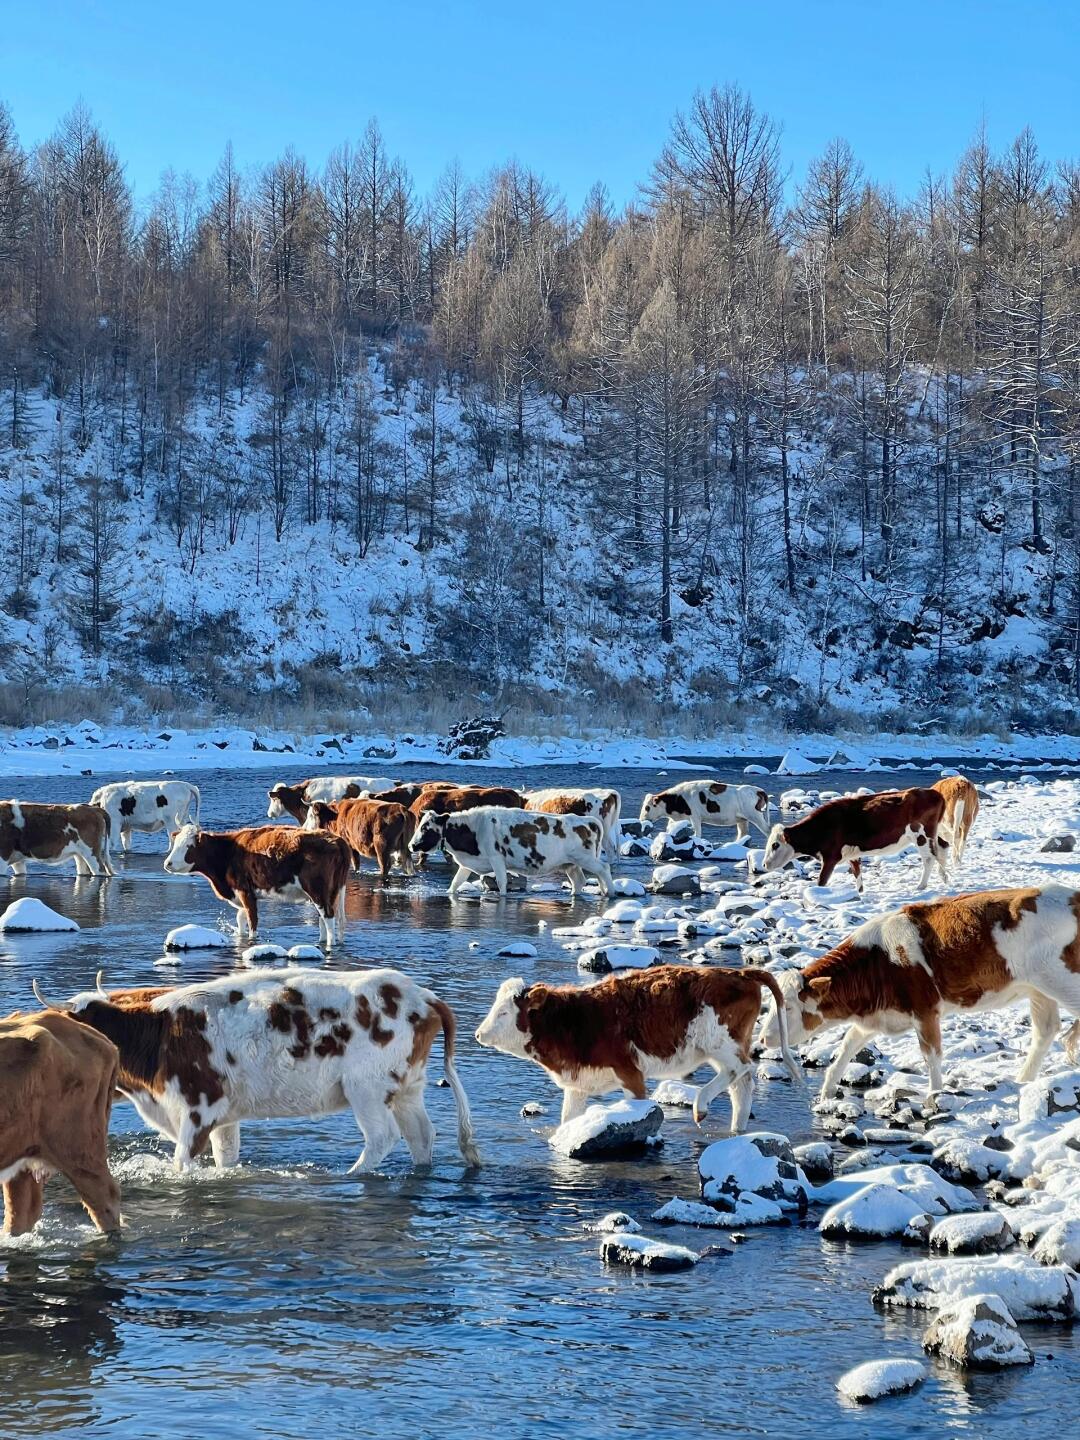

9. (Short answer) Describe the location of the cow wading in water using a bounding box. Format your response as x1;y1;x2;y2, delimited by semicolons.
410;806;612;897
639;781;771;841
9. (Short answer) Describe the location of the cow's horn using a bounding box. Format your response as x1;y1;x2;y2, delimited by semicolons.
32;978;69;1011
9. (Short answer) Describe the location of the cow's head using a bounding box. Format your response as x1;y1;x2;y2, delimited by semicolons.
475;977;529;1054
761;824;796;872
638;792;664;826
409;810;447;856
760;969;829;1047
303;801;335;831
164;823;199;873
266;784;291;819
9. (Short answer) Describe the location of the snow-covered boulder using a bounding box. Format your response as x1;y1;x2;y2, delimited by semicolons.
931;1137;1012;1185
583;1211;641;1234
698;1132;807;1215
602;899;647;923
811;1163;980;1217
496;941;538;959
873;1255;1080;1321
241;942;290;964
1040;833;1076;853
163;924;229;951
0;898;78;933
652;1197;733;1228
1017;1070;1080;1123
1032;1218;1080;1268
794;1142;834;1184
928;1212;1015;1256
287;944;325;962
836;1359;925;1404
609;877;646;897
776;750;822;776
819;1184;930;1240
600;1232;698;1272
652;1079;697;1107
922;1293;1034;1369
577;943;660;973
549;1099;663;1159
648;865;700;896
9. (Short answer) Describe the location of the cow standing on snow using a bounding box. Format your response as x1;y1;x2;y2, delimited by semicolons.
476;965;801;1130
1;1008;121;1235
409;806;612;897
164;824;351;946
931;775;980;865
760;787;948;891
639;781;771;840
36;968;481;1173
267;775;396;823
523;788;622;856
90;780;201;853
0;800;113;876
762;885;1080;1099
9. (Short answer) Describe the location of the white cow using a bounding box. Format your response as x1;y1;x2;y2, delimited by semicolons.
522;787;622;856
639;780;771;839
90;780;201;853
409;805;613;897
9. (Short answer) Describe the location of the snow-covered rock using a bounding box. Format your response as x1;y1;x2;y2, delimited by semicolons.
163;923;230;950
811;1163;980;1216
549;1099;663;1159
577;943;660;973
600;1232;698;1272
647;864;700;896
794;1142;834;1183
931;1136;1012;1184
698;1133;807;1215
0;898;78;933
582;1211;641;1234
652;1079;697;1107
874;1255;1080;1321
496;941;538;959
1031;1218;1080;1268
241;942;290;963
776;750;822;776
922;1293;1034;1369
819;1184;930;1240
652;1197;733;1228
836;1359;925;1403
1017;1070;1080;1123
928;1212;1015;1256
609;877;646;897
286;944;325;961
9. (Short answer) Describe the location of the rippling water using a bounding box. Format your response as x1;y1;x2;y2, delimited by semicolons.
0;760;1075;1436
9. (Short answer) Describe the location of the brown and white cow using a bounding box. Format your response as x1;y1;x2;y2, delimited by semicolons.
410;805;612;897
39;967;481;1173
476;965;801;1130
932;775;980;865
0;1008;121;1235
760;787;948;892
0;800;114;876
408;783;526;819
523;788;622;856
303;798;416;880
374;781;456;807
163;824;352;946
762;886;1080;1099
639;780;771;840
267;775;395;823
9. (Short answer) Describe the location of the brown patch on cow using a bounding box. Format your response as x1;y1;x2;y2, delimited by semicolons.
318;1006;340;1021
1064;892;1080;975
282;987;304;1007
191;1110;201;1127
443;820;482;857
379;982;401;1018
407;1007;441;1068
409;784;525;819
167;1006;226;1109
573;823;594;846
755;789;768;811
370;1015;394;1046
225;1051;236;1065
659;792;692;816
313;1021;353;1059
355;996;373;1030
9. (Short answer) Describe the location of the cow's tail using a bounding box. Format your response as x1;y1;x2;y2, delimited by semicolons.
432;999;482;1168
743;967;802;1085
191;785;202;826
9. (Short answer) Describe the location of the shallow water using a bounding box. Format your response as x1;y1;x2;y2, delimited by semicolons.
0;761;1076;1437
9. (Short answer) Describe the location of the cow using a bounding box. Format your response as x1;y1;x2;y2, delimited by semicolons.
761;886;1080;1101
407;784;526;818
639;780;771;840
932;775;980;865
267;775;396;823
0;1008;121;1235
303;798;416;880
90;780;201;853
476;965;801;1130
759;787;948;892
35;968;481;1174
0;800;114;877
374;781;455;807
523;787;623;856
163;824;352;947
410;806;612;897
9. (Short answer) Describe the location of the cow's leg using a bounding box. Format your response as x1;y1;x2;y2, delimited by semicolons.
931;833;948;883
915;834;934;890
210;1124;241;1167
693;1061;748;1128
375;842;392;882
1064;1018;1080;1065
334;886;346;943
3;1172;45;1236
392;1089;436;1166
735;817;749;840
559;1087;590;1123
63;1163;121;1232
691;815;703;838
120;826;131;853
564;864;584;895
344;1086;402;1174
1017;992;1061;1083
579;857;612;896
73;846;95;876
816;852;840;888
848;858;863;893
447;865;471;898
820;1026;869;1098
237;892;258;937
488;853;509;896
8;859;25;876
727;1067;755;1133
915;1013;943;1098
96;836;115;877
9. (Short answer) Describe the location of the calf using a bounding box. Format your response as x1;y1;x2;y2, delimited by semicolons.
762;885;1080;1099
408;783;526;818
410;805;612;897
523;788;622;856
303;797;416;880
0;800;113;876
267;775;395;822
760;787;947;891
90;780;200;853
164;824;351;946
932;775;980;864
640;780;771;840
0;1009;121;1235
476;965;801;1130
39;968;481;1173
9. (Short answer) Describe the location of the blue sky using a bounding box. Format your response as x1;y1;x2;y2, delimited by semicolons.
6;0;1079;212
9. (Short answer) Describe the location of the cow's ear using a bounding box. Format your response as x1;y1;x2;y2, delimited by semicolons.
807;977;832;999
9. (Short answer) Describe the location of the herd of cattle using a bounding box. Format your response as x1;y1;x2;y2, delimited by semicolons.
4;766;1080;1245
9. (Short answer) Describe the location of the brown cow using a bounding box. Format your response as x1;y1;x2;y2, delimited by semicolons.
0;800;113;876
760;787;948;891
0;1009;121;1235
164;824;352;947
932;775;980;864
376;780;456;807
266;775;394;822
303;797;416;880
408;784;526;818
476;964;800;1131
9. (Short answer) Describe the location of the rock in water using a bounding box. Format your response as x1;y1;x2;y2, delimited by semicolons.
0;898;79;932
836;1359;925;1403
873;1256;1080;1321
576;943;660;973
698;1132;807;1215
794;1142;834;1183
648;864;701;897
163;923;229;950
1032;1218;1080;1268
241;942;290;963
922;1293;1034;1369
496;940;538;958
928;1212;1015;1256
819;1184;930;1240
600;1232;698;1272
583;1211;641;1234
549;1099;663;1159
287;944;325;962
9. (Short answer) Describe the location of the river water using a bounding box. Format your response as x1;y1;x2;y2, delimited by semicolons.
0;759;1075;1437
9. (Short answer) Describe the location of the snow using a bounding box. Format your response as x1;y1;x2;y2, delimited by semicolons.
241;943;290;963
819;1184;929;1240
698;1133;807;1214
836;1359;926;1403
549;1099;664;1159
582;1211;641;1234
874;1256;1080;1321
927;1212;1015;1255
810;1164;980;1217
287;945;325;962
163;924;230;951
922;1293;1034;1369
496;941;538;959
576;943;660;972
776;750;822;776
0;898;78;933
600;1232;699;1271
